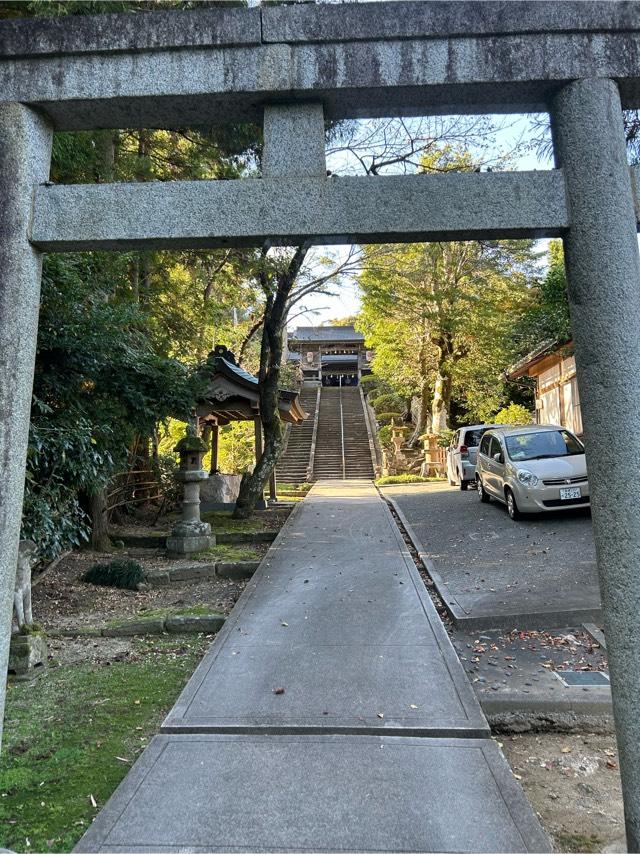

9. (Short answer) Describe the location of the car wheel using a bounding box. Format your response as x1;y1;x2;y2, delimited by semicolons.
505;488;521;521
460;479;468;491
477;478;490;503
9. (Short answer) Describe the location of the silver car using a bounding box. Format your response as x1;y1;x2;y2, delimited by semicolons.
476;425;590;519
446;424;500;491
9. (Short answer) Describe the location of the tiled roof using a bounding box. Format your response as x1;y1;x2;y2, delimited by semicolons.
219;357;258;385
290;325;364;343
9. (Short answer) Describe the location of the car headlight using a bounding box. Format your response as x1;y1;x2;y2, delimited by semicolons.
517;469;539;487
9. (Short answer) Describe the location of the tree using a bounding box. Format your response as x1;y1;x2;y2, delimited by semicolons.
233;245;310;518
358;151;537;436
513;240;571;353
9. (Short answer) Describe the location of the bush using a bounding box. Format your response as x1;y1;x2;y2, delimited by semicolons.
376;411;404;425
375;474;430;485
372;393;404;415
378;425;392;445
359;375;378;392
493;404;533;426
437;428;456;448
83;559;146;590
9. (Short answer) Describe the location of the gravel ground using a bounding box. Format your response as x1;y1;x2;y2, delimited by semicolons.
501;732;625;852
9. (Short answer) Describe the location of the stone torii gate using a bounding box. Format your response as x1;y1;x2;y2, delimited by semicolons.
2;0;640;844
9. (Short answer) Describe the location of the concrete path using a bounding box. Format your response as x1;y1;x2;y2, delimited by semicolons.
77;481;550;853
384;481;600;629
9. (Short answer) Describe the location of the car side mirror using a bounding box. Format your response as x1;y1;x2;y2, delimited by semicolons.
493;452;504;464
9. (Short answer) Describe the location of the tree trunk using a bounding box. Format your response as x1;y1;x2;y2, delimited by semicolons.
431;371;452;434
431;334;454;434
234;245;309;518
408;377;431;445
407;332;432;446
89;487;111;551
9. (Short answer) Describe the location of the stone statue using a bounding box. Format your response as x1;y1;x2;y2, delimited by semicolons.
13;540;37;630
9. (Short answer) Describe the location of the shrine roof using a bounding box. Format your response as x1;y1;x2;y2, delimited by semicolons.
290;325;364;343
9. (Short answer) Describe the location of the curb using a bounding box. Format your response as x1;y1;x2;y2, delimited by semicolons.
48;613;225;638
145;560;260;586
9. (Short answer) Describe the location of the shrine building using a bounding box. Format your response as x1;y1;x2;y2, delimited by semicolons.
286;325;372;387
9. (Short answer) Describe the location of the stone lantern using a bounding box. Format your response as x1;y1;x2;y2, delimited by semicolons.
166;428;214;556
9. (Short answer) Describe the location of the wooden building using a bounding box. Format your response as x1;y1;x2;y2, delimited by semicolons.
507;339;583;436
286;325;372;387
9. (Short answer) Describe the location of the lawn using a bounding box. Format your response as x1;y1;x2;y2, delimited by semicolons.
0;635;209;853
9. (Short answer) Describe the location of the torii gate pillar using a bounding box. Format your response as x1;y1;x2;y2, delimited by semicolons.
0;104;52;747
552;77;640;848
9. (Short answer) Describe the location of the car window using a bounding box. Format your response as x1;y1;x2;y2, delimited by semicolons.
489;436;503;462
463;428;486;447
479;433;491;456
505;430;584;462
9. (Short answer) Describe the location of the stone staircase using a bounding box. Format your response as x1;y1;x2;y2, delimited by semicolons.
275;387;319;484
313;387;375;480
277;386;375;482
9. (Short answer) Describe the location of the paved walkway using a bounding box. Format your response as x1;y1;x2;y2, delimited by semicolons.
384;481;600;629
77;481;550;853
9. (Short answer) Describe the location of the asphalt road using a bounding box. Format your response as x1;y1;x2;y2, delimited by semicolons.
381;481;601;629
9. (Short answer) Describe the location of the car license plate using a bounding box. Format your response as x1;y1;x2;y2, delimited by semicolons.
560;487;581;500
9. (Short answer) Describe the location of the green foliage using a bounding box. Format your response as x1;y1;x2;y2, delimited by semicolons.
83;559;146;591
358;207;538;427
359;375;378;391
372;393;405;415
0;636;208;853
378;425;392;445
493;403;533;426
376;411;404;425
17;86;264;552
375;474;431;485
437;428;456;448
23;253;200;557
514;240;571;352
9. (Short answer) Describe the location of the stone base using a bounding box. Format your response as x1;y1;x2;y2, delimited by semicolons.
166;534;214;556
9;632;47;678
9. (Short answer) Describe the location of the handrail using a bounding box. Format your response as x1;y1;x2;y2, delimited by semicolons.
339;377;346;479
306;385;322;482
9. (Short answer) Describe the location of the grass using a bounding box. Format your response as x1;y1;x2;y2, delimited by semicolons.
197;511;265;534
555;832;603;853
375;474;442;486
277;482;312;495
0;635;209;853
194;543;262;562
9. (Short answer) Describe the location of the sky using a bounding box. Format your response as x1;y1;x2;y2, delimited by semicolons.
288;114;554;330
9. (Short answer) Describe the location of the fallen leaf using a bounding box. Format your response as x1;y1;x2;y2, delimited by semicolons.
561;747;572;754
273;687;285;695
115;756;130;764
281;622;289;627
606;760;618;770
409;704;418;709
377;712;384;719
90;794;97;808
